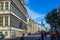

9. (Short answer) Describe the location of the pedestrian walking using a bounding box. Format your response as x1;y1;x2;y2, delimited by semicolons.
45;32;46;37
1;34;5;40
41;31;44;40
55;31;59;40
20;34;24;40
53;33;56;40
50;31;54;40
58;33;60;40
38;38;40;40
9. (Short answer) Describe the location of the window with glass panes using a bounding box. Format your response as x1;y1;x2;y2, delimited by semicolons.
5;16;8;26
0;2;3;10
0;17;3;26
5;2;9;10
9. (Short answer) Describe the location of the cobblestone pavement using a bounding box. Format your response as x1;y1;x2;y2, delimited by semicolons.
24;35;50;40
4;35;51;40
4;35;60;40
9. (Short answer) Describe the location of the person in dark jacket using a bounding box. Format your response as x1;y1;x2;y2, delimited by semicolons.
55;31;59;40
41;32;44;40
50;32;54;40
45;32;47;37
20;34;24;40
1;34;5;40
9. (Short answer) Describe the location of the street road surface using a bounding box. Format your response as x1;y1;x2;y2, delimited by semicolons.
14;35;51;40
25;35;50;40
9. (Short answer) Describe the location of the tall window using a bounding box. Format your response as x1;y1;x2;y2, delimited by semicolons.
0;17;3;26
19;22;22;29
5;16;8;26
0;2;3;10
5;2;9;10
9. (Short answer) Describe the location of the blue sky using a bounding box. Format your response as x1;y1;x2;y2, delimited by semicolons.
24;0;60;29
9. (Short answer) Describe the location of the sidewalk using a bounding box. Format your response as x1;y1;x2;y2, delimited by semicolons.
5;37;20;40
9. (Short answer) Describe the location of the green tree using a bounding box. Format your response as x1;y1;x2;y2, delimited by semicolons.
57;13;60;26
45;9;58;31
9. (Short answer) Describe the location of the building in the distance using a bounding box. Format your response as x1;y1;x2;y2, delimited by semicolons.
27;18;37;34
27;18;47;35
0;0;28;38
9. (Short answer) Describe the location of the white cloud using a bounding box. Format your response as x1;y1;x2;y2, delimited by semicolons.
26;6;50;29
26;6;45;20
24;0;29;4
24;0;45;20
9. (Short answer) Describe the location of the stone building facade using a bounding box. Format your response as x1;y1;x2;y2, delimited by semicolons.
0;0;28;38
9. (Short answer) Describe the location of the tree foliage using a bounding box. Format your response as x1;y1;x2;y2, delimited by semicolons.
45;9;58;29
